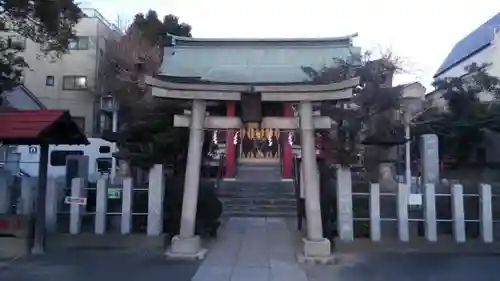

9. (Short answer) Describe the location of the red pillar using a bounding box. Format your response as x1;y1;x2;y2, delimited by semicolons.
225;101;236;178
282;103;293;178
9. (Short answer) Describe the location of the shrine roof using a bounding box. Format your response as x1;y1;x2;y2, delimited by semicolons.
170;34;358;45
0;110;88;145
159;34;361;84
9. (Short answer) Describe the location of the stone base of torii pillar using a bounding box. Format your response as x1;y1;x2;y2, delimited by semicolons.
165;235;207;260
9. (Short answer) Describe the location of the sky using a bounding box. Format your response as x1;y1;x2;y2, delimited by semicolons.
86;0;500;92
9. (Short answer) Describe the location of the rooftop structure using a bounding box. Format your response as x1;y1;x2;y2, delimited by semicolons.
434;12;500;78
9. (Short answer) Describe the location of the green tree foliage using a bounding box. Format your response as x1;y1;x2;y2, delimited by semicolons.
413;63;500;168
114;99;189;170
129;10;192;46
302;52;405;167
0;0;82;94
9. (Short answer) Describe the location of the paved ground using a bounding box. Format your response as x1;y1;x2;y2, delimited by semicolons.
192;217;308;281
2;217;500;281
0;250;201;281
306;253;500;281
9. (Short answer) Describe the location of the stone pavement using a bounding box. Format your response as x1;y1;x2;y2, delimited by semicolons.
192;217;308;281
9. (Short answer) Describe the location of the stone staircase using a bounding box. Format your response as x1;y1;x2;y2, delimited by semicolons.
217;162;297;217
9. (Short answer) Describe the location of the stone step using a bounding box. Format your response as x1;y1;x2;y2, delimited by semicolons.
223;204;297;213
236;172;282;181
217;185;295;194
222;212;297;218
219;198;297;206
217;191;296;199
236;164;283;181
219;180;295;192
218;177;297;217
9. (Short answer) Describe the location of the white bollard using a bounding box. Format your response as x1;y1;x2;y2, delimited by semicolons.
369;183;381;241
18;177;35;215
451;183;466;243
0;175;11;213
147;164;165;236
423;183;437;242
397;183;410;242
95;178;108;234
45;177;59;233
479;183;493;243
69;178;86;234
121;177;133;234
336;166;353;241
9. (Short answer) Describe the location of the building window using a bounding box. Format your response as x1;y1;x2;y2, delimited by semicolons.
72;117;85;132
50;150;84;166
96;157;112;173
46;76;55;86
99;146;111;153
63;76;88;90
68;36;89;50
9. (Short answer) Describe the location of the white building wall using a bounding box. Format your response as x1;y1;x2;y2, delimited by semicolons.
2;9;121;136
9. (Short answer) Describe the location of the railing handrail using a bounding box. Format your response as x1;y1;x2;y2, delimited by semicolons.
81;8;123;34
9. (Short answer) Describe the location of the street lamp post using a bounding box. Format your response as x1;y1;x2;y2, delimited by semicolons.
110;100;119;180
403;108;413;187
401;83;426;193
101;94;119;180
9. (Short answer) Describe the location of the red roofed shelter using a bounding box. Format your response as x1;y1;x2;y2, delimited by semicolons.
0;110;88;254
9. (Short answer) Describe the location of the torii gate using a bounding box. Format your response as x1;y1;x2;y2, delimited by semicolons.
146;75;360;262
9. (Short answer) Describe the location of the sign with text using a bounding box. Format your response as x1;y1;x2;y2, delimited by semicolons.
64;196;87;206
107;188;121;199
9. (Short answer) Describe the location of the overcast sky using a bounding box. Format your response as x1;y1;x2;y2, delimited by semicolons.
87;0;499;92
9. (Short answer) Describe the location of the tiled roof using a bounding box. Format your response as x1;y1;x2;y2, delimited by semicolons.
160;36;361;83
169;34;358;46
434;13;500;78
0;110;88;145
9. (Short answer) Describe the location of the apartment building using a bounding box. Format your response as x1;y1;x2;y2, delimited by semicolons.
427;12;500;110
1;8;122;136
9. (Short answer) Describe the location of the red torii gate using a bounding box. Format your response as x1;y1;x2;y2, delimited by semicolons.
0;110;88;253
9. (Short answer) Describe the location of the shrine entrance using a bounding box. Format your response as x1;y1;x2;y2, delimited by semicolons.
239;122;280;161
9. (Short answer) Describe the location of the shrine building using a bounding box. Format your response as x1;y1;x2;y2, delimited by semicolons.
146;34;361;261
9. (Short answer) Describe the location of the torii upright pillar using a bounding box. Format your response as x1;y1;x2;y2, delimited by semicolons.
166;99;208;259
297;101;334;264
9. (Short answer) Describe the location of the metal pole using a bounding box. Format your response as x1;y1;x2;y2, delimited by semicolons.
32;143;49;254
110;102;118;180
405;123;411;186
404;109;412;187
